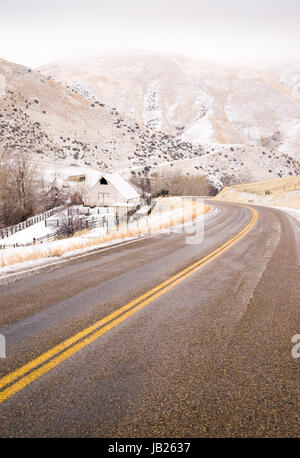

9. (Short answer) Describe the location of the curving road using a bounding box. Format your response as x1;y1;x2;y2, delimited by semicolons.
0;201;299;437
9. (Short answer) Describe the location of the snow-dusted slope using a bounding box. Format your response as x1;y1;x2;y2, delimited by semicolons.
0;57;206;171
1;56;299;192
40;53;300;160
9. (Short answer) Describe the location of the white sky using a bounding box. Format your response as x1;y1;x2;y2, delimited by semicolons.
0;0;299;67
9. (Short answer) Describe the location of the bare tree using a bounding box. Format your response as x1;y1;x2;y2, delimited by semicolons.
53;208;87;237
129;175;152;197
0;153;40;226
133;171;210;197
0;150;72;227
69;191;83;206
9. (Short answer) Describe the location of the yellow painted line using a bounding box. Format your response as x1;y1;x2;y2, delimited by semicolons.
0;206;257;403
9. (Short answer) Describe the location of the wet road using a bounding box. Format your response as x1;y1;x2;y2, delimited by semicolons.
0;201;299;437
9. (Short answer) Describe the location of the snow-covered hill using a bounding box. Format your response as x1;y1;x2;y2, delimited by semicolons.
39;53;300;161
0;57;205;171
1;56;299;192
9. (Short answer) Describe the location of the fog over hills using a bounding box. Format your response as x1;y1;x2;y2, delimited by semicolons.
40;53;300;161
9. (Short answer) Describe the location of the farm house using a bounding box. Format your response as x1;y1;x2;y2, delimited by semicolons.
82;173;140;207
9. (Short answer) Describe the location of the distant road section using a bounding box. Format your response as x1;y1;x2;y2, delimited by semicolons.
0;201;299;437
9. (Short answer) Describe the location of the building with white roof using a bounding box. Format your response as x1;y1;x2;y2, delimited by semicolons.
82;173;140;207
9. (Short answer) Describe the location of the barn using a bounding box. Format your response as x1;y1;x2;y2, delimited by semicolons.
82;173;140;207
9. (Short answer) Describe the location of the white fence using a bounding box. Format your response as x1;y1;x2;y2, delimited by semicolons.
0;205;67;239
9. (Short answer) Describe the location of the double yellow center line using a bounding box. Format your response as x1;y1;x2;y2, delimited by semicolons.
0;206;258;404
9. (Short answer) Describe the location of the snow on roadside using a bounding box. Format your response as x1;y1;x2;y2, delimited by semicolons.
2;220;55;245
0;201;213;275
271;206;300;222
1;206;111;245
272;206;300;264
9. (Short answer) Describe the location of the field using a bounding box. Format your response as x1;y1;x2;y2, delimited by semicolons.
214;175;300;209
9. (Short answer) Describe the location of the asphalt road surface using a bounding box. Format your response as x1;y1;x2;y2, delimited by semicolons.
0;201;299;437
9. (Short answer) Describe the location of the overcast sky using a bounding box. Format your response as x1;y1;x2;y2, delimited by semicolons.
0;0;299;67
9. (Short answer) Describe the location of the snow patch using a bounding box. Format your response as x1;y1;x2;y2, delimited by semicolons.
194;87;212;120
143;81;162;131
178;87;214;143
272;206;300;222
69;80;102;102
179;117;214;144
0;74;6;97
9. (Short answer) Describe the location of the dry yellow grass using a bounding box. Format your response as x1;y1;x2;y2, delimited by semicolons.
215;175;300;209
1;199;210;268
216;175;300;196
